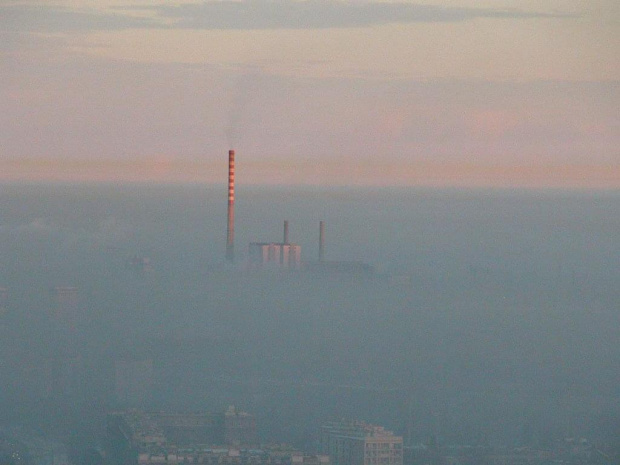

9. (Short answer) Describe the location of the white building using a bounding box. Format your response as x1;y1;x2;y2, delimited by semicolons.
248;242;302;270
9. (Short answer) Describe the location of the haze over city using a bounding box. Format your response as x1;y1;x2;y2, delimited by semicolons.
1;2;620;465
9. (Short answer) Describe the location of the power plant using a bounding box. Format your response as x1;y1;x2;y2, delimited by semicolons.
224;149;372;275
248;220;302;270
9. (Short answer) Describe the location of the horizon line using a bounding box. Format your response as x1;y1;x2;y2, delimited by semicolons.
1;157;618;190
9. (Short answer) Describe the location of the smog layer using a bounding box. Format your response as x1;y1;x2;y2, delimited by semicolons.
1;184;619;450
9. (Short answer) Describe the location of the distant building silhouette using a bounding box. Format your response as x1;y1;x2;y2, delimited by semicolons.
321;421;403;465
0;287;7;317
105;410;327;465
106;406;258;452
50;286;80;330
128;256;153;274
224;405;258;446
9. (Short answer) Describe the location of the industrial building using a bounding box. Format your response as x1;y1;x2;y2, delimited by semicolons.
248;220;302;269
304;222;375;276
223;150;370;274
225;149;300;269
320;421;403;465
249;242;302;269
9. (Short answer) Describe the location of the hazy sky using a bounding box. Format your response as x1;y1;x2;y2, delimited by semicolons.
1;0;619;186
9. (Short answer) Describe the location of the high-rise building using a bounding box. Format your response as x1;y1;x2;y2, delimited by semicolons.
320;421;403;465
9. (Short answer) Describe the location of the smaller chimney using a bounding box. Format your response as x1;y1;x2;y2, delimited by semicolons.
283;220;289;244
319;221;325;262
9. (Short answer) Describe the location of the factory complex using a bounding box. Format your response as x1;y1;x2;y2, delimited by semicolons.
224;150;372;275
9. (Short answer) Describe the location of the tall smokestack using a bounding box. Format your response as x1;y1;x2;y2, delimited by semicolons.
283;220;289;244
226;149;235;262
319;221;325;262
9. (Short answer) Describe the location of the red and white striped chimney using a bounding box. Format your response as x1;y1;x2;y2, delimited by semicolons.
226;149;235;262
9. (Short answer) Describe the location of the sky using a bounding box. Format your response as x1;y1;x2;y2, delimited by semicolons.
1;0;619;187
